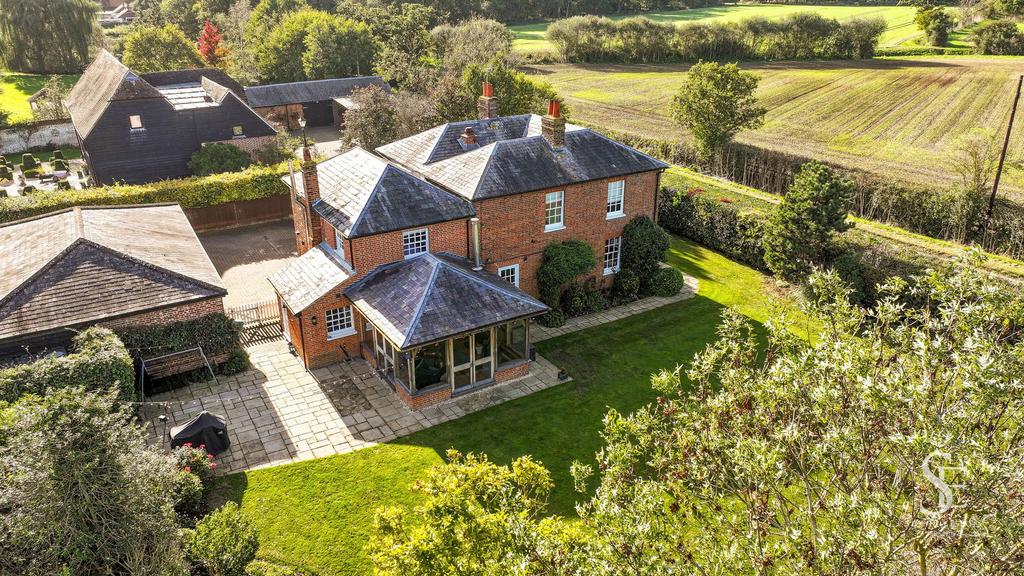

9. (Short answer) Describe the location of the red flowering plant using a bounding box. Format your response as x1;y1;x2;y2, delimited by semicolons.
174;443;217;486
686;187;704;197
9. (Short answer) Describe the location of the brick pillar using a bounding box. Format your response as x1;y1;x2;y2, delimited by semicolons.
477;81;499;120
541;100;565;148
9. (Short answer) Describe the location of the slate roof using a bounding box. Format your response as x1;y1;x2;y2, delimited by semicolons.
268;243;351;313
0;205;226;342
345;253;548;349
245;77;390;108
286;147;475;238
376;114;669;201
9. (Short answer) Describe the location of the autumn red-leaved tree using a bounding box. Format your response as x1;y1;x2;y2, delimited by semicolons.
197;20;226;66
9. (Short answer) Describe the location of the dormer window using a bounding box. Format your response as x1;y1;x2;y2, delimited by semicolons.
129;115;143;130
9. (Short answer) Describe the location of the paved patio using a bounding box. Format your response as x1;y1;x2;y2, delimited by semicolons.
198;220;297;309
140;340;568;474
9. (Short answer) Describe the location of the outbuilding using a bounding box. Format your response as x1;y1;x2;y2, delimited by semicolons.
244;77;390;130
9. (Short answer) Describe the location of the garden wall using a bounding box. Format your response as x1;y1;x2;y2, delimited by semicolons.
184;194;292;231
0;119;77;154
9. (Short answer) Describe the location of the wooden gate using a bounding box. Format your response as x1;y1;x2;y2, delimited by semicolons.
227;300;281;343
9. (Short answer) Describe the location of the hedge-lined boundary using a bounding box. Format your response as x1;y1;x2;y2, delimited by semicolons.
574;120;1024;259
114;313;250;378
875;46;974;57
0;163;289;224
0;328;135;404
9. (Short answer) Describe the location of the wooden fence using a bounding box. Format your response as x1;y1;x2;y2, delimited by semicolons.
184;194;291;232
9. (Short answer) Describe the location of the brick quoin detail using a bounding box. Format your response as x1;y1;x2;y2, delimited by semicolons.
474;170;659;297
99;298;225;330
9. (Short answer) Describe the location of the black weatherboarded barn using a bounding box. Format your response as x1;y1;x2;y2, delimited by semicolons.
65;51;277;185
245;77;390;130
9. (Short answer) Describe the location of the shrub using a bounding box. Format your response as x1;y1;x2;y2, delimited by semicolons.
174;443;218;486
174;469;205;519
189;143;254;176
52;158;68;171
21;153;36;168
0;328;135;403
115;313;249;377
186;502;259;576
972;20;1024;55
612;268;641;303
585;289;607;313
659;188;769;271
0;163;288;224
536;240;596;308
562;282;589;317
620;215;670;286
915;7;955;46
252;132;300;165
650;267;685;297
537;309;566;328
51;149;63;160
0;165;11;181
246;560;308;576
21;167;40;179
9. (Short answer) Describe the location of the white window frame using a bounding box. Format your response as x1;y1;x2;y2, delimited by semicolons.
498;264;520;287
325;306;355;340
334;227;346;261
606;180;625;219
129;115;144;130
403;228;429;259
544;191;565;232
603;237;622;276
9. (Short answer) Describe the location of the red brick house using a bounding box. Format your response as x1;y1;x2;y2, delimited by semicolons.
0;204;227;362
269;83;667;408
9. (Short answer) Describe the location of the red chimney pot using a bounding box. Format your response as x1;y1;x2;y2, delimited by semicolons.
482;81;493;98
548;100;560;118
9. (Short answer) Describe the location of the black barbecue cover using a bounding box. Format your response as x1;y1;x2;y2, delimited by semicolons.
168;411;230;455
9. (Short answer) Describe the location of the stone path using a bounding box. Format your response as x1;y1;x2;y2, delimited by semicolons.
141;340;568;474
533;274;698;342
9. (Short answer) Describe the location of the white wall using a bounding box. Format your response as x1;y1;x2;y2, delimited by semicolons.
0;121;78;155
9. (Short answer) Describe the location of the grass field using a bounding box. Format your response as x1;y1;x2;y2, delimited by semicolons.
0;72;78;122
511;4;922;55
526;56;1024;199
211;237;799;576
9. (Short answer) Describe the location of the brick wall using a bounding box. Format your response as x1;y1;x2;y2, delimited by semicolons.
348;219;470;282
215;135;277;160
474;170;659;297
495;361;529;383
100;297;225;330
396;383;453;410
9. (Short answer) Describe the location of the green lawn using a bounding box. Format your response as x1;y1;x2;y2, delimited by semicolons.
211;237;795;576
511;4;921;55
0;71;78;122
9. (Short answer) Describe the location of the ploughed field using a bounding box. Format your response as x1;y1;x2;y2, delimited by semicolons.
526;57;1024;199
511;4;921;55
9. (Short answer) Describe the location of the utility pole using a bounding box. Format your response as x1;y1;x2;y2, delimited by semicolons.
982;74;1023;237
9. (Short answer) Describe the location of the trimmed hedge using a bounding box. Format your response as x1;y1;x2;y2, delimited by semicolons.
114;313;250;377
658;186;936;304
0;328;135;403
0;163;289;224
875;46;974;57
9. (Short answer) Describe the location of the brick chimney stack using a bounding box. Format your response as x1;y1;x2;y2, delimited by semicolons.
295;141;323;253
477;81;499;120
541;100;565;148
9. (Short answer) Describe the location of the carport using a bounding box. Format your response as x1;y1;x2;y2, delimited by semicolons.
245;77;391;130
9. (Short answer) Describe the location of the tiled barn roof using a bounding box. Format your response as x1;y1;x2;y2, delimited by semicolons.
244;77;389;108
0;204;226;342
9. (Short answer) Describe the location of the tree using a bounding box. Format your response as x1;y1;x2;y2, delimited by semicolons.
431;17;515;73
217;0;258;84
254;9;329;83
122;24;205;73
459;57;564;119
619;215;670;291
670;60;766;161
0;388;185;575
342;85;399;150
0;0;97;74
915;6;954;46
247;0;309;37
161;0;203;37
30;75;71;121
301;15;377;79
198;19;227;66
372;260;1024;575
972;19;1024;55
763;161;853;280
